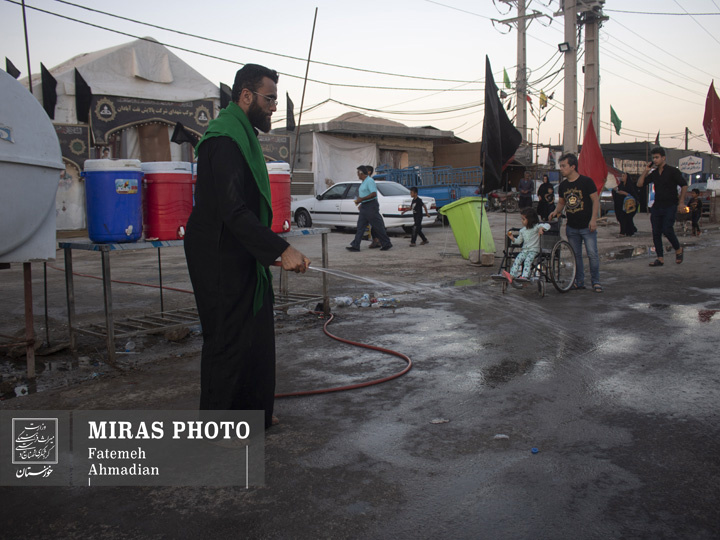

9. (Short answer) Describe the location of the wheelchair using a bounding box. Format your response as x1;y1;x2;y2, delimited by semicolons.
493;218;577;297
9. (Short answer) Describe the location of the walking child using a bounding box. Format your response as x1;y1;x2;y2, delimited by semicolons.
402;187;430;246
503;207;550;284
688;188;703;236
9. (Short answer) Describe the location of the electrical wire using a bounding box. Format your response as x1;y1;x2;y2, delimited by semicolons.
424;0;495;20
604;8;720;16
609;17;720;81
673;0;720;47
4;0;481;92
50;0;485;85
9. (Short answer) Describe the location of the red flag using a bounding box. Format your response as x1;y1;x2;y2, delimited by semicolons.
578;114;607;195
703;81;720;154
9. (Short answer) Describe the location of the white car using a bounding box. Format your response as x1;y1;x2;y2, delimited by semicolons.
291;181;438;232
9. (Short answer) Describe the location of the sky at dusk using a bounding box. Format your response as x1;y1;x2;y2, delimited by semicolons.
3;0;719;153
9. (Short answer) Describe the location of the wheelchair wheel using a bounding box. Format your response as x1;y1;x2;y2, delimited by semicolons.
537;278;545;297
550;240;577;293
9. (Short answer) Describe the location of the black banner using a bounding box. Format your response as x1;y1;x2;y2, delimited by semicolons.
90;95;214;145
54;124;91;171
257;134;290;162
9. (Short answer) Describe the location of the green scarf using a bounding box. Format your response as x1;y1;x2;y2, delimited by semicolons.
195;102;274;316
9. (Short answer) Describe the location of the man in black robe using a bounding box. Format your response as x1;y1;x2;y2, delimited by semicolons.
185;64;310;429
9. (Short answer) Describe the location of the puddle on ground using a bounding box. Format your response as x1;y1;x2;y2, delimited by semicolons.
634;303;720;325
604;246;649;261
449;279;479;288
482;358;534;387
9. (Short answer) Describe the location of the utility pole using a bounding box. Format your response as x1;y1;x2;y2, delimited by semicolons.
560;0;578;154
580;4;608;141
516;0;528;142
495;1;551;143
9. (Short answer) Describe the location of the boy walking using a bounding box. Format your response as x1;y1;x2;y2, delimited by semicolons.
688;188;703;236
403;187;430;246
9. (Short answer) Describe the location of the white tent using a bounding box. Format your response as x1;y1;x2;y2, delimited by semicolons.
24;37;219;230
27;37;219;124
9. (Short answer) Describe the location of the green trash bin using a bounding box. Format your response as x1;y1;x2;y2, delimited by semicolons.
439;197;495;259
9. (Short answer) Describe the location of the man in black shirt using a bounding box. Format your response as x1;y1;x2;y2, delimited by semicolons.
637;147;687;266
549;153;602;292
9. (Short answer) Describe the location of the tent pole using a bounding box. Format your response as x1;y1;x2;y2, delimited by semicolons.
478;147;486;256
291;7;318;178
21;0;33;94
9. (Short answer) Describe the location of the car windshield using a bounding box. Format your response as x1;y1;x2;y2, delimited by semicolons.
320;184;348;200
377;183;411;197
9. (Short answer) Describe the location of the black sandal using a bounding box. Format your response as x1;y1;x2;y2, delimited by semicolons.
676;250;684;264
649;259;664;267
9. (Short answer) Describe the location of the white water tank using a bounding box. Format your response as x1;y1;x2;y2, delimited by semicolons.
0;70;65;263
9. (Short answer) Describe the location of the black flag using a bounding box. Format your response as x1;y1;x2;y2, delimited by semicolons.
74;68;92;123
286;92;296;131
480;56;521;194
5;58;20;79
220;83;232;109
171;122;199;146
40;63;57;119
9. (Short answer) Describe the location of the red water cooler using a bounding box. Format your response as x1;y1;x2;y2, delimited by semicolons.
142;161;194;240
267;161;291;233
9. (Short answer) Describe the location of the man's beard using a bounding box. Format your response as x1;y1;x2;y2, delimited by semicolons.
247;98;271;132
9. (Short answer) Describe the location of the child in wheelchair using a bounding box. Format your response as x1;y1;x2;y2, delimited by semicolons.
502;207;551;285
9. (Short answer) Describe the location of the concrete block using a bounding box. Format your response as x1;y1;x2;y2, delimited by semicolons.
469;250;495;266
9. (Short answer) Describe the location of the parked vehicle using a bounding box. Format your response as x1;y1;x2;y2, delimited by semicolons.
291;181;438;231
374;165;482;210
487;189;519;213
600;189;615;216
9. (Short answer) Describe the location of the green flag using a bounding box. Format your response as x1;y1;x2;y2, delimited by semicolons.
610;105;622;135
503;68;511;89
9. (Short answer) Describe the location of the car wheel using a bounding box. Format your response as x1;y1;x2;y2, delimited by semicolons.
402;225;413;234
295;209;312;228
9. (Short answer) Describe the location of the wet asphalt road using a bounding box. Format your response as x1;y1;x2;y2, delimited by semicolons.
2;230;720;539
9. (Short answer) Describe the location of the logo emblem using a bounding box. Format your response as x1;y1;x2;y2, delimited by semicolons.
95;98;117;122
12;418;58;479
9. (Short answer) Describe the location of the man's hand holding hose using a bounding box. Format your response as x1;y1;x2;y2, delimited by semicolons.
279;245;310;273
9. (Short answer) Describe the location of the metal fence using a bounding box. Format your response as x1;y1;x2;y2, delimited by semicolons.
375;165;484;187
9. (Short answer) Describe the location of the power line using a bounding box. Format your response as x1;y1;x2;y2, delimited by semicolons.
610;17;720;81
673;0;720;47
4;0;482;92
605;9;720;16
50;0;485;85
601;47;706;99
601;28;708;88
423;0;495;20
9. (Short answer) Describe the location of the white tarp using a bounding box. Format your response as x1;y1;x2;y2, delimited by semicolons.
312;133;376;195
26;38;219;125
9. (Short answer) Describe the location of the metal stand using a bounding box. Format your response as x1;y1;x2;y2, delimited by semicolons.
274;228;330;314
60;228;331;363
60;239;187;365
